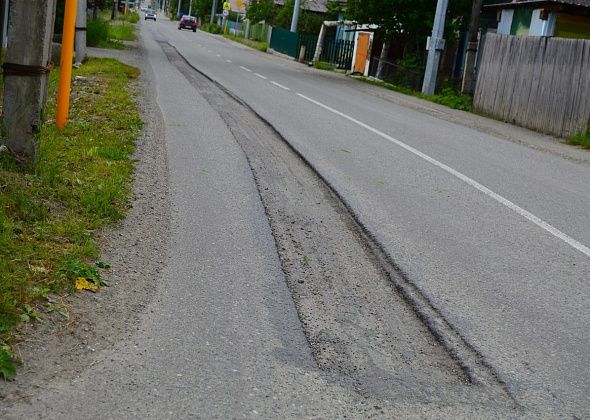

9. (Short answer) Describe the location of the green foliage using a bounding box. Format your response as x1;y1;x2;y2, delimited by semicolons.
0;347;16;381
567;123;590;148
357;77;472;112
314;61;335;71
87;18;111;46
203;23;223;34
430;88;473;111
109;21;137;41
224;34;268;51
246;0;274;23
345;0;471;59
0;58;141;362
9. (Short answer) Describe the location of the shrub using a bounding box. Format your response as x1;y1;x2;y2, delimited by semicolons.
87;18;110;47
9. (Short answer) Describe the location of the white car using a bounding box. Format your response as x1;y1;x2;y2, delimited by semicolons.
145;9;157;21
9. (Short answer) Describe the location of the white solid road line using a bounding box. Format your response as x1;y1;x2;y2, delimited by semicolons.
255;73;267;80
271;81;290;91
240;66;252;72
296;93;590;259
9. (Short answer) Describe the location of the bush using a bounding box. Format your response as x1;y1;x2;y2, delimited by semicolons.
128;12;140;23
87;18;110;47
202;23;222;34
430;88;473;112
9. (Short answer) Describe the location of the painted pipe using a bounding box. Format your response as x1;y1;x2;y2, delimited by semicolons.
56;0;77;129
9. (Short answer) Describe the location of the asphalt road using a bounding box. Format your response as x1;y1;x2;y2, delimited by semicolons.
151;19;590;417
3;17;589;419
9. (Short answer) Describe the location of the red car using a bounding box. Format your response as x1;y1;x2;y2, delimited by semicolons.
178;15;197;32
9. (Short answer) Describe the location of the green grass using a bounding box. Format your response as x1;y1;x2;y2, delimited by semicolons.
223;34;267;52
357;77;473;112
109;21;137;41
0;57;141;379
567;125;590;148
119;11;140;24
313;62;335;71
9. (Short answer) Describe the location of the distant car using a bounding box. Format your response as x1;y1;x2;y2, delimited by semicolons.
178;15;197;32
145;9;157;21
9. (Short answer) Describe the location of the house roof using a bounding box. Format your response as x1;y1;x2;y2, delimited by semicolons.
486;0;590;9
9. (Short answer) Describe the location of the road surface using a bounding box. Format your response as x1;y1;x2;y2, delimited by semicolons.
3;16;589;419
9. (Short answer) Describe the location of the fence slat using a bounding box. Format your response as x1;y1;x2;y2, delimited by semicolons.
474;33;590;137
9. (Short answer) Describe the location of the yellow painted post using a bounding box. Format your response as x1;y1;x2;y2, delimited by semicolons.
56;0;77;129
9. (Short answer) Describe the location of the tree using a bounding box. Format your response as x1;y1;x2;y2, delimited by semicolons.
246;0;274;23
345;0;471;60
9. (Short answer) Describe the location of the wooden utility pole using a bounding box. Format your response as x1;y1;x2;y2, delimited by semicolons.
1;0;57;161
461;0;483;94
75;0;87;64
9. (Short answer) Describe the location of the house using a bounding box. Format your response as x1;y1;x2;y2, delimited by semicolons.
488;0;590;38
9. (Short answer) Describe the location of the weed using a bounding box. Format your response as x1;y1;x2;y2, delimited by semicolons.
223;34;267;52
313;62;334;71
109;21;137;41
202;23;223;34
0;346;16;381
567;122;590;148
357;77;473;112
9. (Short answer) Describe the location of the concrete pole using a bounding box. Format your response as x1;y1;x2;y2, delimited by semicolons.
290;0;300;32
312;23;326;63
111;0;117;20
376;38;390;80
75;0;87;64
0;0;7;50
422;0;449;95
461;0;483;94
210;0;217;23
177;0;182;17
188;0;192;16
1;0;57;161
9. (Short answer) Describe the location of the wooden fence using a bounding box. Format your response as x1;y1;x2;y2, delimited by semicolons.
473;33;590;138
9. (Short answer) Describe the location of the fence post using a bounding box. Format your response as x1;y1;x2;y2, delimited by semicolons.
1;0;57;162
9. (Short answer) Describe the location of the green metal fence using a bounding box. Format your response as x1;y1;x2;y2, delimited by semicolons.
270;27;300;58
270;28;354;70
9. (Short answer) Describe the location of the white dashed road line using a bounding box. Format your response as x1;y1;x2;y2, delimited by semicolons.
225;59;232;63
255;73;267;80
240;66;252;72
270;81;290;91
295;93;590;259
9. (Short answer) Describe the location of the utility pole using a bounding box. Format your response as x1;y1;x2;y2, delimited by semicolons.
290;0;300;32
177;0;182;17
210;0;217;23
461;0;483;94
1;0;57;161
188;0;192;16
0;0;7;49
422;0;449;95
75;0;87;64
111;0;117;20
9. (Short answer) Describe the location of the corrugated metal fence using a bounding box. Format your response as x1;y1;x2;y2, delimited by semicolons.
474;33;590;138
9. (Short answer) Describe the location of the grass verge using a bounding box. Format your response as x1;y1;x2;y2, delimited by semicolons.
357;77;473;112
567;123;590;148
109;20;137;41
223;34;268;52
313;62;335;71
0;57;141;380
